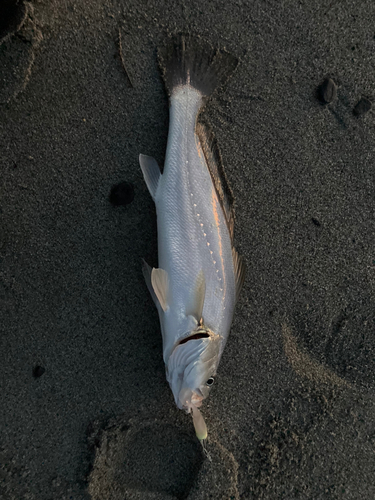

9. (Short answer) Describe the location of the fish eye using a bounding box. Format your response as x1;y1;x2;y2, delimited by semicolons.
206;377;214;387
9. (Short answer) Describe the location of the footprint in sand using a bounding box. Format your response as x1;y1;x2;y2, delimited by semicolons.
87;416;239;500
0;1;42;105
286;301;375;392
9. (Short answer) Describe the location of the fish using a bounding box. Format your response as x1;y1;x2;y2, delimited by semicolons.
139;34;245;440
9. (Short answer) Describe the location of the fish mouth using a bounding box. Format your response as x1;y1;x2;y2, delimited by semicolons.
179;387;204;409
191;391;204;407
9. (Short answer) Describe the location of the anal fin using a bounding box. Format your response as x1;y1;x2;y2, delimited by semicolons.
139;154;161;200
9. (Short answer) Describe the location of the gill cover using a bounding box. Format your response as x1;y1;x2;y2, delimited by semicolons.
167;327;220;409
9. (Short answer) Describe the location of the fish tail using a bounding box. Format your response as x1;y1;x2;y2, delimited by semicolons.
158;33;238;99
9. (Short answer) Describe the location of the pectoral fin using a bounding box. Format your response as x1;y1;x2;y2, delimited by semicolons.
186;270;206;322
151;267;169;312
139;154;161;200
142;259;159;308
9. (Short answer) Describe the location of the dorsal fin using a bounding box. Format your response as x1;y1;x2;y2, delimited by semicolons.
196;119;245;302
195;118;235;241
232;247;246;302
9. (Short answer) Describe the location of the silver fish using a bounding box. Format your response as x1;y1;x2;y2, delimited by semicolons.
140;34;245;440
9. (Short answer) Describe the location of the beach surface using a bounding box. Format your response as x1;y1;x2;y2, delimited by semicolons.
1;1;375;498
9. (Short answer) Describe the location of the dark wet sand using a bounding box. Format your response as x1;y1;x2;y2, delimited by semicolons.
1;1;375;499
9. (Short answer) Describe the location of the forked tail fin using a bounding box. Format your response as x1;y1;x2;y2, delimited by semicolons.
157;33;238;99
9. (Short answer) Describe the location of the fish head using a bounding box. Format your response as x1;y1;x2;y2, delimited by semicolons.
166;327;221;411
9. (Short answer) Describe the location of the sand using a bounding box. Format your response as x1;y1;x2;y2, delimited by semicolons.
1;0;375;498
